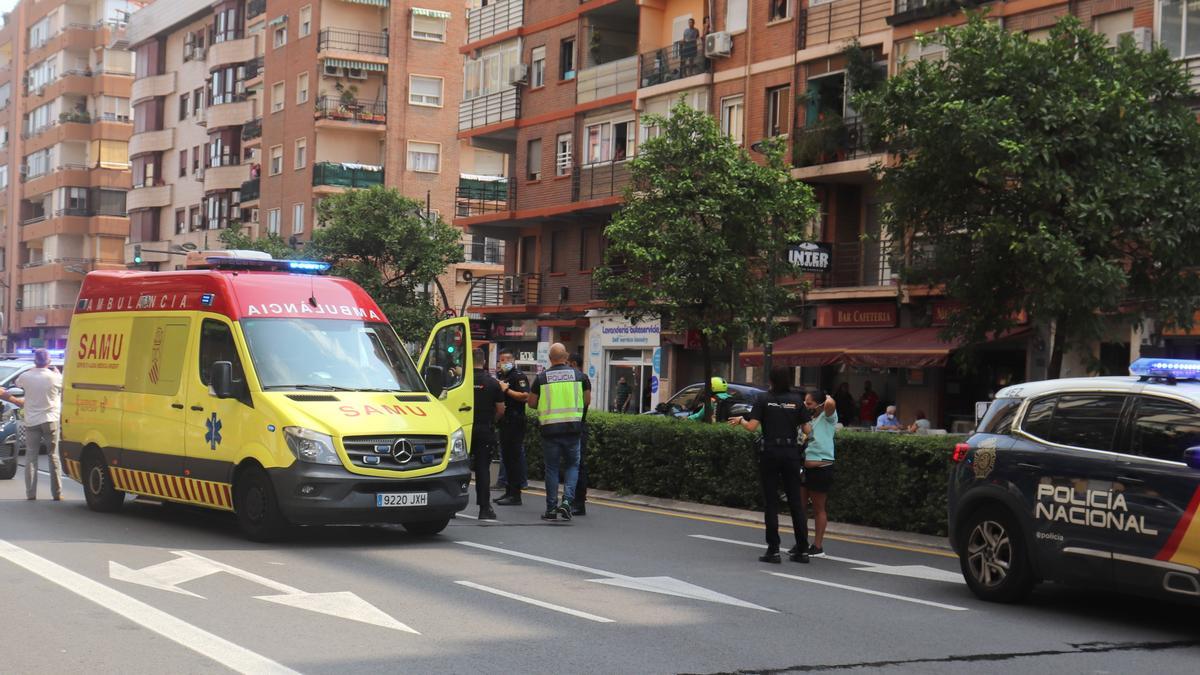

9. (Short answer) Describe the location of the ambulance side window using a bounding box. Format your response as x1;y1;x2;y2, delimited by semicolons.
1130;397;1200;463
425;322;465;391
199;319;246;386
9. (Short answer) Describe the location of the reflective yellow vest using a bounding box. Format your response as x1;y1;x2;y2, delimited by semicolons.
537;366;585;434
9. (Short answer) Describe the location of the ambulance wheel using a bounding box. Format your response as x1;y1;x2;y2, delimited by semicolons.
959;505;1034;603
82;453;124;512
0;461;15;480
234;467;288;542
402;518;450;536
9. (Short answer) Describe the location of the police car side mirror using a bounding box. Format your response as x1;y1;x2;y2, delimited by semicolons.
730;403;752;416
210;361;235;399
1185;447;1200;470
425;366;445;399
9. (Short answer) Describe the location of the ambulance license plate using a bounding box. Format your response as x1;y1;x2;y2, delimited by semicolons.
376;492;428;507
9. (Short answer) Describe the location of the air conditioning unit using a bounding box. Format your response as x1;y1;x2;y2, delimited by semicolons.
503;276;515;292
194;47;207;60
346;67;367;80
508;63;529;85
1116;27;1153;52
458;269;474;283
323;64;342;77
704;31;732;58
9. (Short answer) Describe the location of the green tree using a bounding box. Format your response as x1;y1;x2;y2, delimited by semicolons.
218;222;298;259
595;102;817;415
308;186;463;340
858;15;1200;377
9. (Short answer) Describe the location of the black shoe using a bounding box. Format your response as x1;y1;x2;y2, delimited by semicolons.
759;550;782;564
493;495;522;506
571;503;587;516
540;510;558;521
479;509;498;521
806;545;825;557
789;551;811;563
557;501;573;521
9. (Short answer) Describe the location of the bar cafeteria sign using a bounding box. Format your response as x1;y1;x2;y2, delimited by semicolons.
788;242;833;273
832;302;896;328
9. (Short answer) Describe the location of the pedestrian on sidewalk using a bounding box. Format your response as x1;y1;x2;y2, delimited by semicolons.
568;352;590;516
730;367;811;564
527;343;590;521
0;349;64;501
802;390;838;557
493;349;530;505
470;348;505;521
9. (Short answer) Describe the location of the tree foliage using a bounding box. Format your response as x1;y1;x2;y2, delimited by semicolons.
307;186;463;340
595;101;817;401
858;15;1200;376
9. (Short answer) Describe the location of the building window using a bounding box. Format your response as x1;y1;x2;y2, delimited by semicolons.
189;205;202;231
297;72;309;104
179;150;188;177
585;120;635;164
766;85;790;137
531;46;546;87
98;96;131;122
721;95;744;144
274;26;287;49
294;137;307;169
299;5;312;38
411;11;448;42
176;209;187;235
210;65;247;106
526;138;542;181
556;133;572;176
193;88;204;115
560;39;576;80
407;141;440;172
769;0;791;21
292;203;305;234
726;0;748;32
409;75;443;106
27;17;50;50
462;41;522;100
1094;10;1134;48
267;208;281;234
269;145;283;175
272;81;285;112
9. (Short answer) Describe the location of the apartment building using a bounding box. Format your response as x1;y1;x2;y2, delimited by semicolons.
0;0;140;351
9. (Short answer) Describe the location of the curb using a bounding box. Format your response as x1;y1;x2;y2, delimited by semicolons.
525;479;953;553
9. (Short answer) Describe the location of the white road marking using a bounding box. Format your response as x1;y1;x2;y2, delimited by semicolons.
455;581;615;623
457;513;478;520
457;541;775;612
767;572;969;611
0;538;298;675
691;535;964;584
257;592;419;633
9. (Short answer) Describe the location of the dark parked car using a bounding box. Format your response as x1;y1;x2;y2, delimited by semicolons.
646;381;765;420
0;355;63;480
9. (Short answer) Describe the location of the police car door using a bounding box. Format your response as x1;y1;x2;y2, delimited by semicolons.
418;317;474;440
1015;393;1128;585
1110;394;1200;598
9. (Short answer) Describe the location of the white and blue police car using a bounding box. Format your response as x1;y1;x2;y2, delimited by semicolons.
949;358;1200;603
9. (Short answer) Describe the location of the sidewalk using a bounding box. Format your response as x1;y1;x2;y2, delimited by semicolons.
524;480;953;553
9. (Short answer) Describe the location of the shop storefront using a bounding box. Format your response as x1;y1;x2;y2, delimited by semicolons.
488;319;541;373
586;313;662;414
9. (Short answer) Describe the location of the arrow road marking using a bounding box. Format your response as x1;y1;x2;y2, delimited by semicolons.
109;550;418;633
0;539;297;675
456;541;775;612
690;535;965;585
767;571;969;611
455;581;615;623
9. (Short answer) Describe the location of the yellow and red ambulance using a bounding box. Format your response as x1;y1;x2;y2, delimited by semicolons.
60;252;475;540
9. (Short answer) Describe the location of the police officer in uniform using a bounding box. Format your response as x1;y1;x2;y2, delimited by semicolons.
527;343;590;521
494;349;529;506
731;366;811;563
568;352;590;516
471;348;505;521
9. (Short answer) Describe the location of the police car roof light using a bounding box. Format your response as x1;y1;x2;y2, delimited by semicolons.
1129;358;1200;383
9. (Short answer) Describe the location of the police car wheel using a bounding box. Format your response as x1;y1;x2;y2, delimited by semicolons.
234;467;288;542
959;506;1033;603
82;454;124;512
402;518;450;536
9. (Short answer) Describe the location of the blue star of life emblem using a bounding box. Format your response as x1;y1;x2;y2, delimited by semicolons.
205;413;223;450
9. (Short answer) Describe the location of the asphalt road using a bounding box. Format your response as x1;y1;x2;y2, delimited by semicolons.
2;456;1199;674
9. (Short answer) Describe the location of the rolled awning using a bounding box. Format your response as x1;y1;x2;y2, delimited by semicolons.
412;7;451;19
322;57;387;72
739;327;1029;369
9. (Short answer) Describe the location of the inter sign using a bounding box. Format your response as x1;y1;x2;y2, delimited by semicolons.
788;242;833;273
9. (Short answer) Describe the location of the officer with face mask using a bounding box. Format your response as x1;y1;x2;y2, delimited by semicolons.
493;349;530;506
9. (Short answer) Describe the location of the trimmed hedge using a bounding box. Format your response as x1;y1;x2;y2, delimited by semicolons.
524;412;958;536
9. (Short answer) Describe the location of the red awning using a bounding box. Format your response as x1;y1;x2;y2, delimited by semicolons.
842;328;960;368
739;327;1029;369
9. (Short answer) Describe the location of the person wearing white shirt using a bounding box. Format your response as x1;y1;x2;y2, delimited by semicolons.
0;349;64;500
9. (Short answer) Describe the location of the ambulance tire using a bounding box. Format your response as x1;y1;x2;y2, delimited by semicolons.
958;504;1034;603
0;461;15;480
234;466;289;542
402;518;450;536
82;452;124;512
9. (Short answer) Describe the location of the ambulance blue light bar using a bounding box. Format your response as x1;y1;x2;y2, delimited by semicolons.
287;260;331;273
203;257;331;274
1129;358;1200;380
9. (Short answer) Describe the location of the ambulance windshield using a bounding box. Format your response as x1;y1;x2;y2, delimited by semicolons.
241;318;424;392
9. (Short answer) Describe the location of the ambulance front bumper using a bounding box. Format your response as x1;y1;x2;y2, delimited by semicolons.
268;459;471;525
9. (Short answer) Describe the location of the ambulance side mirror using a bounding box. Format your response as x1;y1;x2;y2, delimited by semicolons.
211;361;235;399
1185;447;1200;470
425;365;445;399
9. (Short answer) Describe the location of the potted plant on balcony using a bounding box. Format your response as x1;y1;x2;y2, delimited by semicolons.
794;110;848;166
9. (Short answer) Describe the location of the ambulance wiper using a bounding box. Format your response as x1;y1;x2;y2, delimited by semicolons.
263;384;357;392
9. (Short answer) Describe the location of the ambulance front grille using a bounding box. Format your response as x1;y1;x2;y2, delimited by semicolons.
342;435;448;471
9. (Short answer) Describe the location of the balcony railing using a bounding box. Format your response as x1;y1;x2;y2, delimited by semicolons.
245;56;264;80
312;161;384;189
464;238;506;264
810;239;898;289
455;181;514;217
638;40;709;88
469;273;542;308
793;117;883;167
247;0;266;20
577;55;638;105
458;88;520;131
889;0;978;26
314;96;387;124
318;28;388;56
242;118;262;141
467;0;523;44
572;158;632;202
241;177;259;201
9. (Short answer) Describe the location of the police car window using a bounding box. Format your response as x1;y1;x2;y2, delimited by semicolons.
978;398;1022;435
670;385;703;411
1023;394;1125;451
199;319;246;386
1131;397;1200;463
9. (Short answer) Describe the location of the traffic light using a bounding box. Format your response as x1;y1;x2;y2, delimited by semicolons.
132;244;143;265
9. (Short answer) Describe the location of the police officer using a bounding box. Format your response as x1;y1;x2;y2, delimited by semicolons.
527;343;590;521
568;352;590;516
493;348;529;507
471;348;505;521
731;366;811;563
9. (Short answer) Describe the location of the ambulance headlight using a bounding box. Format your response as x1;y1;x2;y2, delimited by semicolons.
449;428;468;461
284;427;341;466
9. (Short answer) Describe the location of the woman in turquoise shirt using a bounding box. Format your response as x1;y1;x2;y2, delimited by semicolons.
802;391;837;557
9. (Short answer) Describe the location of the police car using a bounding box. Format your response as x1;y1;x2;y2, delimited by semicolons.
949;358;1200;604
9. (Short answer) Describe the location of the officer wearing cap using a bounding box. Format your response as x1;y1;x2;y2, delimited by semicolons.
689;377;735;423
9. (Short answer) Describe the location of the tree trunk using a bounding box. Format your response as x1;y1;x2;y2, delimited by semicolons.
700;330;714;423
1047;319;1067;380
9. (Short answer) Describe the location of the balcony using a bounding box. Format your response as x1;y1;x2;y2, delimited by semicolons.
573;158;632;202
241;177;260;201
206;163;249;192
468;273;542;308
205;97;253;129
247;0;266;20
314;96;387;127
318;29;388;57
131;72;175;104
577;55;638;105
809;240;898;291
639;40;710;89
127;184;172;211
129;128;174;157
245;56;264;83
312;162;384;190
455;180;514;218
793;117;883;170
242;118;262;142
458;89;520;132
888;0;983;26
467;0;523;44
207;35;255;69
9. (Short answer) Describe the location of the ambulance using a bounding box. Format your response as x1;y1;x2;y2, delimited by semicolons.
60;252;476;540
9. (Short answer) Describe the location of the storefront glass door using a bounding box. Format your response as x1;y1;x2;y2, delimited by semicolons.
606;349;652;414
